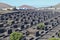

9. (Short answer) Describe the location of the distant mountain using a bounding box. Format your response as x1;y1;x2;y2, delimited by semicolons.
50;3;60;8
19;5;36;9
0;3;13;9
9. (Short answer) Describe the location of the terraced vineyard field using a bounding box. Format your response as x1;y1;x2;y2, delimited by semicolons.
0;9;60;40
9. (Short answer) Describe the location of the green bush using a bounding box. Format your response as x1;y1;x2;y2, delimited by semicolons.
49;38;60;40
10;32;23;40
37;22;45;29
58;32;60;38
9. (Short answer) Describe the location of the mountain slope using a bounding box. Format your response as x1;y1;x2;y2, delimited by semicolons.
50;3;60;8
0;3;13;9
19;5;36;9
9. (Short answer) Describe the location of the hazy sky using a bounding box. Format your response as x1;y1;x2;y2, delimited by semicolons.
0;0;60;7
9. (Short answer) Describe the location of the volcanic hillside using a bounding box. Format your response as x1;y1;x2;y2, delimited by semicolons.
0;3;13;9
19;5;36;9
